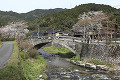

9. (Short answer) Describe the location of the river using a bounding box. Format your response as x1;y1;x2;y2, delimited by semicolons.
39;49;119;80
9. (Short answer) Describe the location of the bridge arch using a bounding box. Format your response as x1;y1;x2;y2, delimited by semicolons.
29;36;83;54
34;42;51;49
33;41;76;54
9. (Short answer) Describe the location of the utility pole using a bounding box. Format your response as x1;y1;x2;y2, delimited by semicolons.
83;23;86;43
106;20;109;44
115;19;117;43
38;26;39;38
52;26;54;46
97;27;100;44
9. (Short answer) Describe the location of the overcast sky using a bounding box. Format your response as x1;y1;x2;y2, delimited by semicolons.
0;0;120;13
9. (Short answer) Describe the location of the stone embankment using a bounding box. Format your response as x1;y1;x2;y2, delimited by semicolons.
52;38;120;64
70;60;120;75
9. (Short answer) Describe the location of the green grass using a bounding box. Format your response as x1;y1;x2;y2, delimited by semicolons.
20;51;47;80
0;42;25;80
21;57;47;80
43;46;71;54
88;59;107;65
71;56;84;61
43;46;75;58
87;59;113;67
8;42;19;65
0;41;2;47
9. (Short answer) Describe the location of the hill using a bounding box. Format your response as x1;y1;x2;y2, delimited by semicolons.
31;3;120;31
0;8;66;27
0;11;21;27
20;8;66;22
0;3;120;32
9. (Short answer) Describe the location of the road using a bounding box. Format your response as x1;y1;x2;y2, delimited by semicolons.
0;42;14;67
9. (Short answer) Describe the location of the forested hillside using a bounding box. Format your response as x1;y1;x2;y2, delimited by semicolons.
0;11;21;27
31;3;120;31
0;8;66;27
21;8;66;22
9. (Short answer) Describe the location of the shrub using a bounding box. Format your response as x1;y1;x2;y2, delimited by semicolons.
19;41;33;51
28;48;39;58
19;41;38;58
66;52;76;58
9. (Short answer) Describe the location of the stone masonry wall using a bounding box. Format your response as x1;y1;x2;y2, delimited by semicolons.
52;38;120;64
75;43;120;64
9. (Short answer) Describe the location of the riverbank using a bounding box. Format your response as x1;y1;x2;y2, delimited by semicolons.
69;59;120;75
0;42;47;80
43;46;120;79
40;48;120;80
65;56;120;78
42;46;75;58
20;51;47;80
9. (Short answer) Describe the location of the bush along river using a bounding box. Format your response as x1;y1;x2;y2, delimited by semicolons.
38;49;119;80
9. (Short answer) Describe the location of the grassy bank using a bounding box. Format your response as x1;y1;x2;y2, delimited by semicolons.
0;42;23;80
43;46;75;58
20;51;47;80
0;42;47;80
0;41;2;47
71;56;113;68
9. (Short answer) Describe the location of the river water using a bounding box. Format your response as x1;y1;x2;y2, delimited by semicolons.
39;49;119;80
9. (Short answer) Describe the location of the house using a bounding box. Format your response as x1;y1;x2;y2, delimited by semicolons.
72;29;83;37
44;30;69;36
44;30;58;36
32;32;43;37
55;31;69;36
99;27;117;39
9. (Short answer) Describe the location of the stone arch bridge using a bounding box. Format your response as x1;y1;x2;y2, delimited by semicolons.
29;36;120;64
29;36;84;54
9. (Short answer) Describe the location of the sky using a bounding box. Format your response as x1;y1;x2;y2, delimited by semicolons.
0;0;120;13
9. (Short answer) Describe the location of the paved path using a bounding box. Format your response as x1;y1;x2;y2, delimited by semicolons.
0;42;14;67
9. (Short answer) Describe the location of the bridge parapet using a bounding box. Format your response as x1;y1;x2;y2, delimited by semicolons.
29;36;84;46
